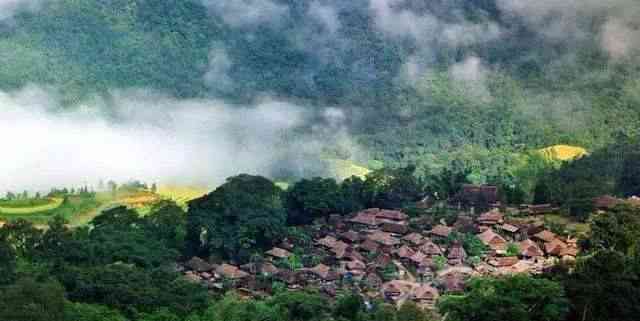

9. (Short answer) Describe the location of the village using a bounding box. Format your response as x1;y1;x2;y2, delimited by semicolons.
177;184;592;309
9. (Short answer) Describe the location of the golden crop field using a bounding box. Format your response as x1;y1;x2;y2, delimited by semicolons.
538;145;588;162
326;159;371;180
156;185;209;205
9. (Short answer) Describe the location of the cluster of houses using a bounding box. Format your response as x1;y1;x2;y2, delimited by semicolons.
178;202;580;309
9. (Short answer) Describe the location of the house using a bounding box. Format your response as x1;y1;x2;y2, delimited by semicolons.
339;230;361;243
498;223;519;236
593;195;623;210
265;247;292;260
545;239;567;256
381;222;409;235
527;204;553;215
447;242;467;266
477;228;507;252
403;233;425;246
477;209;504;226
409;251;428;266
368;231;401;247
301;264;338;282
217;264;250;280
395;245;416;260
348;209;380;227
429;224;452;239
360;239;380;253
316;235;340;249
519;239;544;258
419;239;443;256
488;256;519;268
184;257;213;273
411;284;439;306
440;273;465;293
533;230;557;243
376;209;409;223
382;280;416;303
454;184;499;207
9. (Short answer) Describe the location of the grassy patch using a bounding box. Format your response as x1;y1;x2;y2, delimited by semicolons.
156;185;209;206
538;145;587;162
0;198;64;215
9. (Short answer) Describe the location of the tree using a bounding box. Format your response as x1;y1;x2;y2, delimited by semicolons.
2;219;42;258
64;302;127;321
269;290;330;321
560;250;640;321
506;242;521;257
186;174;287;261
144;201;187;251
0;231;16;285
397;301;433;321
337;176;367;214
363;166;425;209
0;278;65;321
583;204;640;255
333;294;364;321
438;275;569;321
285;177;341;225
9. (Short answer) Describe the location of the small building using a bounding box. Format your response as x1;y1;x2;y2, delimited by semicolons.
403;233;426;246
419;239;443;256
519;239;544;258
477;228;507;252
477;209;504;226
265;247;292;260
545;239;567;256
429;224;452;239
533;230;557;243
411;284;440;307
447;243;467;266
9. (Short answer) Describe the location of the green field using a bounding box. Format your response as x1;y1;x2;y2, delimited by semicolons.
0;198;64;215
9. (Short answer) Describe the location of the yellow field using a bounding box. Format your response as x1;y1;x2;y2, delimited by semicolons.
119;192;162;208
0;198;64;215
538;145;587;162
156;185;209;205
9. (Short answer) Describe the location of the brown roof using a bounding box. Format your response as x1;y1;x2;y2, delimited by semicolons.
409;251;428;265
447;245;467;260
261;262;280;275
403;233;425;245
316;235;339;248
368;231;401;246
396;245;416;259
266;247;292;259
381;222;409;235
376;209;408;221
477;209;503;224
348;209;380;226
375;253;393;267
498;223;519;233
519;239;544;257
382;280;416;297
339;230;361;243
307;264;337;281
346;260;366;271
528;204;553;214
477;229;507;251
184;257;213;272
559;246;578;257
533;230;557;243
429;224;452;238
419;240;443;256
360;239;380;253
545;239;567;256
489;256;519;267
330;241;350;258
593;195;623;209
455;184;499;205
217;264;250;279
411;284;439;301
441;273;465;293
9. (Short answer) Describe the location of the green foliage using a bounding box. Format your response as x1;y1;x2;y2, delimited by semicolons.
506;242;521;257
559;250;640;321
64;302;127;321
432;255;447;271
583;204;640;256
333;294;364;321
285;177;341;225
438;275;569;321
269;291;330;321
396;301;433;321
186;174;287;262
0;231;17;285
0;278;66;321
447;232;487;257
363;166;426;209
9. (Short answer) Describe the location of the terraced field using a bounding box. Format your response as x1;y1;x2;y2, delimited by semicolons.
157;185;209;206
0;197;64;215
538;145;588;162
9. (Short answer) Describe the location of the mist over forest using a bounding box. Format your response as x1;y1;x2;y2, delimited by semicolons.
1;0;639;190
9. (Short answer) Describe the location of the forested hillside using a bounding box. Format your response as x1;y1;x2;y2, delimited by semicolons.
2;0;639;185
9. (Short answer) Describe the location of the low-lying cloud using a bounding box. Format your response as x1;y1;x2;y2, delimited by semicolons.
0;86;357;192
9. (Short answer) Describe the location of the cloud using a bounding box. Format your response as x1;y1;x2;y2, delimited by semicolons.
203;43;235;95
449;56;493;102
369;0;501;47
601;19;640;60
308;1;341;34
0;0;42;20
201;0;288;28
0;86;358;192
